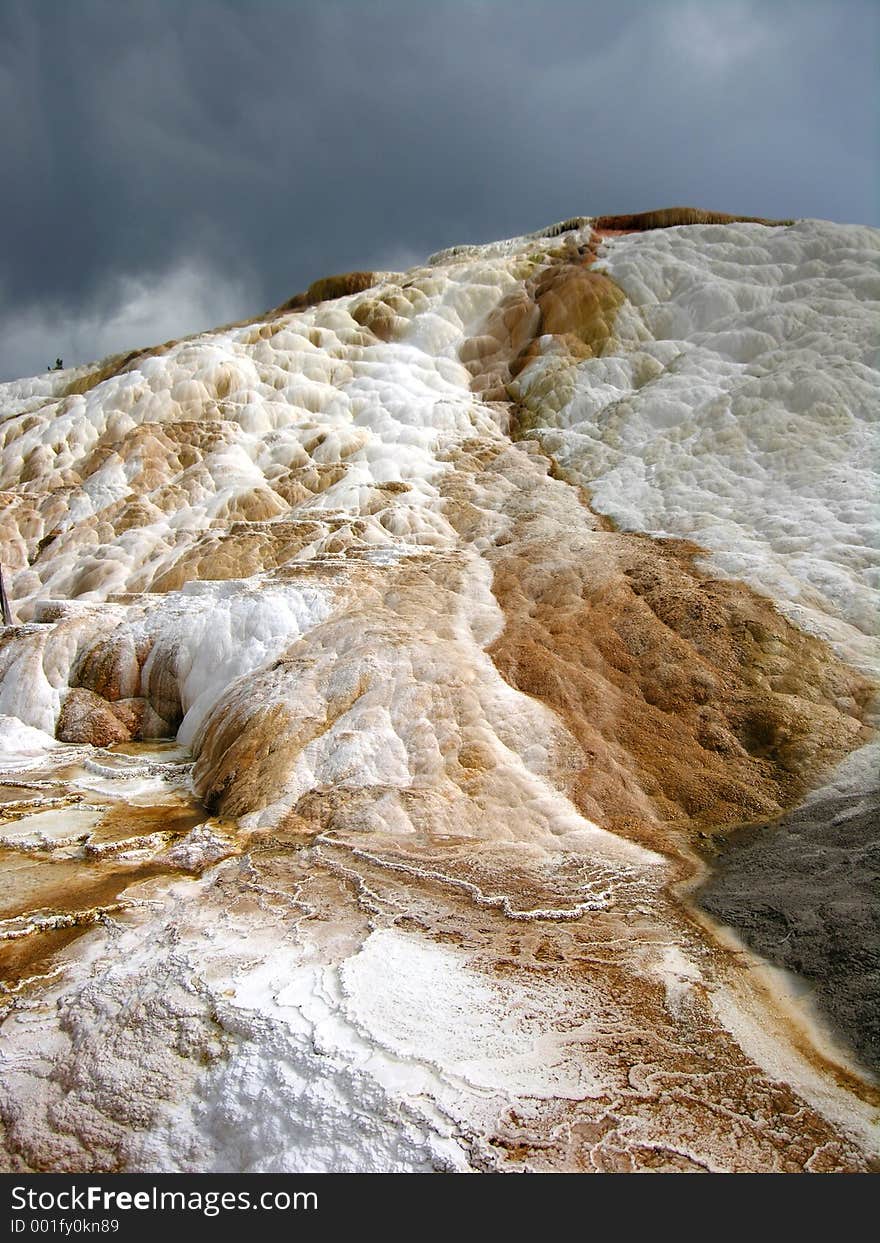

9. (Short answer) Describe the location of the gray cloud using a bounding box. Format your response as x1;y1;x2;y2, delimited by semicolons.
0;0;876;381
0;259;258;382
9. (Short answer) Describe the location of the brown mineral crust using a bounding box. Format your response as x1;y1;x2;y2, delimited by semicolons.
66;624;176;736
278;270;377;313
104;698;146;736
195;699;311;817
70;631;141;702
56;688;132;747
350;289;414;342
487;525;871;847
461;241;624;403
593;206;793;231
147;530;292;593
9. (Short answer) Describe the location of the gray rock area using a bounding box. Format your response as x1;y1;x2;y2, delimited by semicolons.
697;789;880;1076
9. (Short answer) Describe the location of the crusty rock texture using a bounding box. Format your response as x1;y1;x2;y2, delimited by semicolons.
0;210;877;1172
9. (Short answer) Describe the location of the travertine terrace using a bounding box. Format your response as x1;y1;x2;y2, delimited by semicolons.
0;209;877;1171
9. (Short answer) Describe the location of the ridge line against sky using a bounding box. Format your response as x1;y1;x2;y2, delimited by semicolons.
0;0;876;382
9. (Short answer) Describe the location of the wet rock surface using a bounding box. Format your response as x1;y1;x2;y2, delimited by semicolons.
698;789;880;1076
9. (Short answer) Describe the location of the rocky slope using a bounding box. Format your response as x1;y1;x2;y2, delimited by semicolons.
0;208;877;1171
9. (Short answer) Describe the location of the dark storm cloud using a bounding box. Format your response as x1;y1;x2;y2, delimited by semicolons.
0;0;876;380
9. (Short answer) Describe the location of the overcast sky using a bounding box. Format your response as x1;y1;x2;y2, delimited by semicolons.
0;0;876;381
